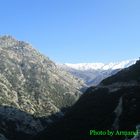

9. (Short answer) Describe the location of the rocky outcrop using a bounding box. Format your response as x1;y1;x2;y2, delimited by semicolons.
0;35;84;139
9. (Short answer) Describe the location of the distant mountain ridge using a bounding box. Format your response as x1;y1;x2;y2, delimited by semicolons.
58;59;137;86
64;60;137;70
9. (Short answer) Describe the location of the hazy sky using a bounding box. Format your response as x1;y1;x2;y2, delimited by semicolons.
0;0;140;63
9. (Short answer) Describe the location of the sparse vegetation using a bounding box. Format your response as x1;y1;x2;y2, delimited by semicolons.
0;36;84;140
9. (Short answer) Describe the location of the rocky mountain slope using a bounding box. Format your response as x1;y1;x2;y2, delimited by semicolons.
58;60;137;86
34;60;140;140
0;35;84;140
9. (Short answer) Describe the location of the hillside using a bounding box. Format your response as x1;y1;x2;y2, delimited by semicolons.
34;60;140;140
101;60;140;85
0;35;84;140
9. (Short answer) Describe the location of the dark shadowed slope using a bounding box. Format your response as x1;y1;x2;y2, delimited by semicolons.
33;60;140;140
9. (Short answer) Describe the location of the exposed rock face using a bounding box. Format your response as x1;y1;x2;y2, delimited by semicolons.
34;60;140;140
0;36;84;139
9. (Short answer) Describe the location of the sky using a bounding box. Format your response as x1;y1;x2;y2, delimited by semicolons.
0;0;140;63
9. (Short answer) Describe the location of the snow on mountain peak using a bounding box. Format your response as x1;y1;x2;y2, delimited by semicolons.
65;63;104;70
58;59;138;86
65;59;137;71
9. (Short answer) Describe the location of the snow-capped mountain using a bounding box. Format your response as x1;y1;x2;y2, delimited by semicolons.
58;59;137;86
64;59;137;70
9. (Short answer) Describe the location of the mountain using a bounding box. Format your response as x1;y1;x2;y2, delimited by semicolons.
58;60;137;86
34;60;140;140
0;35;84;140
